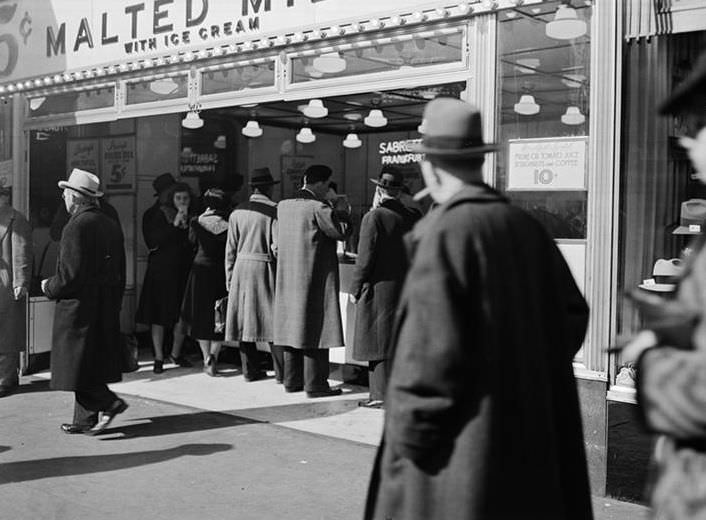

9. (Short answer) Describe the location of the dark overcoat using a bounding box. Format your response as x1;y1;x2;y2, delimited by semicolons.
225;194;278;343
136;202;193;327
45;205;125;391
0;206;32;353
351;198;418;361
273;189;350;349
365;183;592;520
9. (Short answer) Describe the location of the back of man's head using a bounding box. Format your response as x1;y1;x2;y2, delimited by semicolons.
303;164;332;185
428;155;485;181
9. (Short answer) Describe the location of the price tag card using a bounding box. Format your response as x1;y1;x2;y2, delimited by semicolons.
689;224;701;232
101;137;136;193
507;137;587;191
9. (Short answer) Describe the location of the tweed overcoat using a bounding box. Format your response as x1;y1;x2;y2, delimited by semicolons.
225;194;278;343
0;206;32;353
273;189;350;349
45;205;125;391
350;198;419;361
365;183;592;520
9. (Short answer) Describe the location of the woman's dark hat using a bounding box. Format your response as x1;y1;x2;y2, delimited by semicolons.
249;167;280;186
659;51;706;116
370;168;404;189
153;173;176;195
411;98;498;156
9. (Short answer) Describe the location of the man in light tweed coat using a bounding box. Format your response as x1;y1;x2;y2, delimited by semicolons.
273;164;351;397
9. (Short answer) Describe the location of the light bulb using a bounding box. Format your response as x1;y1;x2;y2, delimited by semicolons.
561;106;585;125
343;133;362;149
182;111;204;129
296;127;316;144
242;120;263;138
546;5;587;40
302;99;328;118
513;95;540;115
364;109;388;127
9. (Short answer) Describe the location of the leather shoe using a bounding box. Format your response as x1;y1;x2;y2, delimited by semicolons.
306;387;342;398
153;359;164;374
284;386;303;393
358;399;384;409
85;399;129;435
61;423;94;434
244;371;267;382
166;355;193;368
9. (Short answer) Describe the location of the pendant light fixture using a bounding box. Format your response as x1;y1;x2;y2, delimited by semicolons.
214;135;227;149
242;120;263;138
29;96;46;110
546;4;587;40
302;99;328;118
343;133;362;149
364;109;388;128
312;52;347;74
561;106;586;125
513;95;540;115
296;127;316;144
182;109;204;129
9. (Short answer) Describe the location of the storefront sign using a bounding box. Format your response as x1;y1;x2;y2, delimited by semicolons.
507;137;587;191
378;138;423;166
0;0;444;83
0;159;12;188
180;150;219;177
66;138;100;177
101;136;136;192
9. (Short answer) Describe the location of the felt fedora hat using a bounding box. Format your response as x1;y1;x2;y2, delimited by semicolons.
411;98;498;156
638;258;684;293
673;199;706;235
370;167;404;189
249;167;280;186
58;168;103;197
152;172;176;196
659;50;706;115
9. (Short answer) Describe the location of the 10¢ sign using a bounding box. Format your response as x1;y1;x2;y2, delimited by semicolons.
507;137;587;191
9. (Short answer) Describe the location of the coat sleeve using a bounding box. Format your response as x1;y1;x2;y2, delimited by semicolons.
225;213;239;291
44;219;84;300
350;211;378;299
11;211;32;290
551;242;589;358
313;202;351;241
143;207;181;251
386;224;477;471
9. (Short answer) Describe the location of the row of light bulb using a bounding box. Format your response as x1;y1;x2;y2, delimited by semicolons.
242;121;363;149
513;95;586;125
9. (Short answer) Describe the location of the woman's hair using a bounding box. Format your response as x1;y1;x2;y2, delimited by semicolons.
167;182;192;208
203;188;228;212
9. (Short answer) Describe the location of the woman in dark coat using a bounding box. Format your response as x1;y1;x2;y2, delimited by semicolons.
350;170;419;407
136;178;195;373
181;189;229;376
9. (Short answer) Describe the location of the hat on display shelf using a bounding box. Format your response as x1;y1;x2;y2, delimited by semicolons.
638;258;684;293
673;199;706;235
58;168;103;198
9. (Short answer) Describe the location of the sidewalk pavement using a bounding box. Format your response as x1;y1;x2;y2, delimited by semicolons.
0;358;650;520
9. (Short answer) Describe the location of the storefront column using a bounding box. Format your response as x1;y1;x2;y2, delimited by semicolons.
11;94;27;216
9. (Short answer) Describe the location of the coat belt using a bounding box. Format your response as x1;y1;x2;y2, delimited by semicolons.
236;253;272;262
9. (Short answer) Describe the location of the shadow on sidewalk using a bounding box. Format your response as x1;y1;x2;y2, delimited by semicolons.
0;443;232;485
232;397;370;423
97;410;259;440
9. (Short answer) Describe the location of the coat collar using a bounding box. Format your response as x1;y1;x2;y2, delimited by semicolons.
298;188;318;200
250;193;274;204
443;182;507;209
70;203;100;219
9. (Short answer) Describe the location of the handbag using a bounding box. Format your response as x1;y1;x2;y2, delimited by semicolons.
214;297;228;334
120;333;139;373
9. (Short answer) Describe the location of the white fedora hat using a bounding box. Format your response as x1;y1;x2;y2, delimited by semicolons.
58;168;103;197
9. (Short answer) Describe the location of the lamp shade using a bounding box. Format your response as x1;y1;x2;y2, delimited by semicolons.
561;106;586;125
546;5;587;40
342;133;362;149
182;110;204;129
149;78;178;95
513;95;540;115
312;52;347;74
214;135;227;149
302;99;328;118
364;109;388;127
296;127;316;143
242;120;263;138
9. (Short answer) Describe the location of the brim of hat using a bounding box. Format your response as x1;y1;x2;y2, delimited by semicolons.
410;142;499;156
638;283;676;293
58;180;104;198
249;180;281;186
369;179;403;188
673;226;702;235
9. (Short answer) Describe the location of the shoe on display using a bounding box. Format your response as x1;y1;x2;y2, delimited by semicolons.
153;359;164;374
85;399;129;435
306;387;343;398
357;399;384;409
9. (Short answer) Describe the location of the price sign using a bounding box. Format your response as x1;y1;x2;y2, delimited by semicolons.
101;136;136;193
66;139;100;178
507;137;587;191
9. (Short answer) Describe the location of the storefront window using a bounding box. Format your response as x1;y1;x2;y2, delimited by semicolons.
27;86;116;118
290;28;464;84
496;1;592;242
201;61;276;96
125;74;188;105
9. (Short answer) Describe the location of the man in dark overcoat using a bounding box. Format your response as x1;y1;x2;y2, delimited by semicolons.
273;164;351;397
350;167;419;408
42;168;128;435
365;99;592;520
225;168;284;382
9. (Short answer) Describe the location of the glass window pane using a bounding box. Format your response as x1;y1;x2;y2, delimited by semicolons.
201;62;276;96
125;75;188;105
291;30;463;84
495;2;592;240
28;87;115;117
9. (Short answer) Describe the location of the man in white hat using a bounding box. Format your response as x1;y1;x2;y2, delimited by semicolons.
41;168;128;435
364;98;592;519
